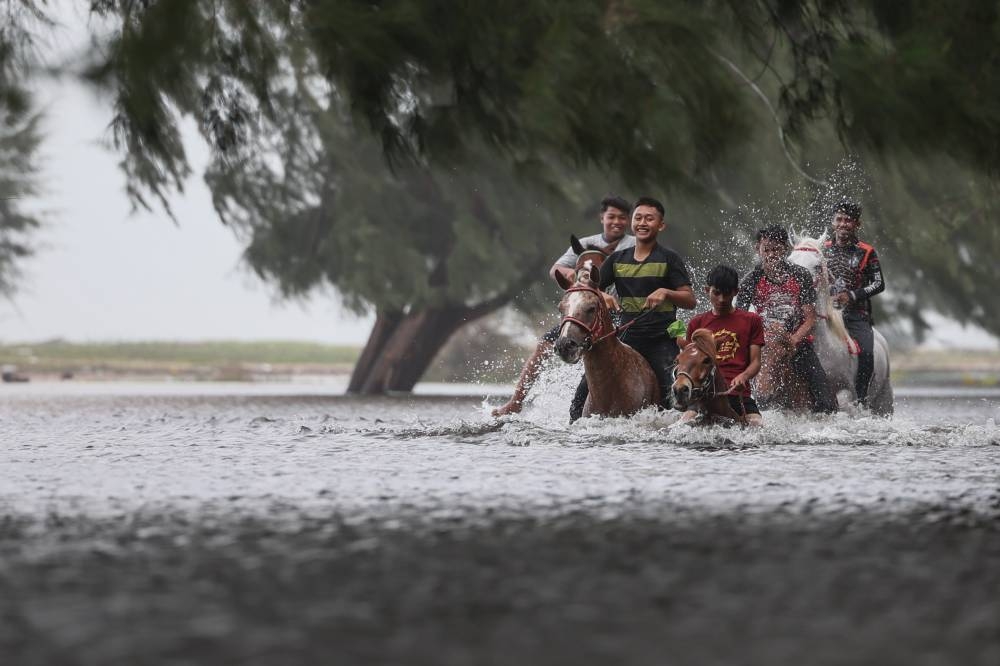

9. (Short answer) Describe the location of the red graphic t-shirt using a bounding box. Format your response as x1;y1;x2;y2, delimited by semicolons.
687;309;765;397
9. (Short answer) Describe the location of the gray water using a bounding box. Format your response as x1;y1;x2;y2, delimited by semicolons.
2;373;999;665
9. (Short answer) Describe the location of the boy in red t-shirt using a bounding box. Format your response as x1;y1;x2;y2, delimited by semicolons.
681;265;765;426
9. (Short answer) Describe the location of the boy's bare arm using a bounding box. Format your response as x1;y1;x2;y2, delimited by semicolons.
790;305;817;347
729;344;762;390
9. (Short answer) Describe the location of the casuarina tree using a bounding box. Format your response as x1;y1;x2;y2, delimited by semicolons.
7;0;1000;387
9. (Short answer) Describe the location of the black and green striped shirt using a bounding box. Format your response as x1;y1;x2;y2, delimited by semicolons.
599;243;692;339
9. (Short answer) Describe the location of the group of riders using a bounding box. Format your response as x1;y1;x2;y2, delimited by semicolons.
492;195;886;425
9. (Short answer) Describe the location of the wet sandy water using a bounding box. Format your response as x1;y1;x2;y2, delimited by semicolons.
1;380;998;664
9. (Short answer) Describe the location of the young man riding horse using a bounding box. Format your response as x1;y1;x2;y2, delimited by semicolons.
823;200;886;409
492;196;635;417
679;265;765;426
737;225;837;414
572;196;695;420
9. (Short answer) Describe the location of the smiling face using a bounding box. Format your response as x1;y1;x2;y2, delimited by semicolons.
832;211;861;244
631;205;664;242
601;205;629;242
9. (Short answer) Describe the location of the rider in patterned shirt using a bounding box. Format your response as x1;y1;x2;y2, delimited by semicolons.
736;225;837;414
823;200;886;408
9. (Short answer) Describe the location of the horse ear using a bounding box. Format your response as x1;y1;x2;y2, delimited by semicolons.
570;235;585;256
818;229;829;244
556;270;575;291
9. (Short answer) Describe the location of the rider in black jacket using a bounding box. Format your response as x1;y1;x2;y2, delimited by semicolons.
823;200;886;408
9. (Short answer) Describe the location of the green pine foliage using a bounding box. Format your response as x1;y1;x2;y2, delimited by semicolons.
4;0;1000;343
0;0;47;295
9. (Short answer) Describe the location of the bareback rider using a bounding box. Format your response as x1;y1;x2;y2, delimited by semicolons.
492;196;634;417
737;225;837;414
823;200;885;408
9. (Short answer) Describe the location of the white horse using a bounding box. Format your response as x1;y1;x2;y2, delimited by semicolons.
788;232;894;416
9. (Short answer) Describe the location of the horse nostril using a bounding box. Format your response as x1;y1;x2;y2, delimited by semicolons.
555;338;577;355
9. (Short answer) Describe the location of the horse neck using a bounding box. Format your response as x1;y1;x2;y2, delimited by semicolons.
581;334;632;383
803;256;846;343
813;263;851;346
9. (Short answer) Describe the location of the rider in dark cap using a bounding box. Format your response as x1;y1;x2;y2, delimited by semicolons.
823;199;885;408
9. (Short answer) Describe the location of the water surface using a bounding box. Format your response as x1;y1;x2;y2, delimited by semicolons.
1;375;998;665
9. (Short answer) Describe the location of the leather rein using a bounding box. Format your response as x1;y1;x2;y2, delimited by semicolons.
559;284;652;351
671;347;748;422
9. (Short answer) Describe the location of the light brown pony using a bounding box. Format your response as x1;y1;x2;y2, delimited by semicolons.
554;258;659;418
670;328;746;426
755;323;812;411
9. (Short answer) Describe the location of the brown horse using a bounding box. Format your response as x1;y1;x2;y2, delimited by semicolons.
553;260;659;418
670;328;746;426
755;323;812;411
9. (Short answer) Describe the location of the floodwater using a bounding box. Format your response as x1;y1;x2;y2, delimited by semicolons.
1;369;998;665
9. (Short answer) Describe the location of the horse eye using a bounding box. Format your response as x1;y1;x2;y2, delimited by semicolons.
702;357;712;364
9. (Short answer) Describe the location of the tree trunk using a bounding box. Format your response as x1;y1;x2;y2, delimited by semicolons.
346;310;402;393
349;305;491;394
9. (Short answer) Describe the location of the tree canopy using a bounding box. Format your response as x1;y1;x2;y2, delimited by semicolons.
3;0;1000;388
0;0;46;295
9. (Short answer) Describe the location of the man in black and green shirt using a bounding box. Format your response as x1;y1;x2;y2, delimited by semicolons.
569;196;695;420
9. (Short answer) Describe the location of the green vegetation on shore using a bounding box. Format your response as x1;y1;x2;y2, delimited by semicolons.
1;339;998;387
0;340;361;379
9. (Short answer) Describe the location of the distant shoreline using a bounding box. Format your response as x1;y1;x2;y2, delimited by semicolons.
0;340;358;383
1;340;998;387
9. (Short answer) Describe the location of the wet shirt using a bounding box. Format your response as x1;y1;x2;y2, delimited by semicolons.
553;233;636;269
736;261;816;332
599;243;692;339
823;239;884;321
687;309;765;397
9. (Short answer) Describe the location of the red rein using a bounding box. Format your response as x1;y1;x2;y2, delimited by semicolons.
559;285;609;348
560;285;645;348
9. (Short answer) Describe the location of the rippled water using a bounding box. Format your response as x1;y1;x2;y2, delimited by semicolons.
1;374;998;665
2;371;998;519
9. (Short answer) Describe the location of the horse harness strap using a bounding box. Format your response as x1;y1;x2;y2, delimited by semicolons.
678;366;749;425
560;285;659;349
719;385;749;422
672;364;718;401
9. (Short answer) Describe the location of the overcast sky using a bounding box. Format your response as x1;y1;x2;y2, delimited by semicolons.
0;5;373;345
1;4;995;350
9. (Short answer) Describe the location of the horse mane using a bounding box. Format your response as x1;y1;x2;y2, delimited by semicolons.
690;328;718;362
792;233;851;344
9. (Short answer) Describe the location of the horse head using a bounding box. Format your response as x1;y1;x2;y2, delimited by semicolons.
554;259;611;364
567;234;615;274
670;328;719;410
788;229;851;339
788;232;827;280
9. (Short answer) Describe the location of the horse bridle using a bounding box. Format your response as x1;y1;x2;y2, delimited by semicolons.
559;285;612;352
559;283;661;352
671;362;718;401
